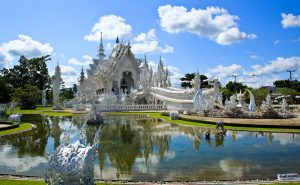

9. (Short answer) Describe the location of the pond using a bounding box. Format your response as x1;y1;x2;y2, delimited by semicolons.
0;114;299;181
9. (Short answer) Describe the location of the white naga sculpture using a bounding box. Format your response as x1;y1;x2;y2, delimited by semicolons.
170;110;179;120
246;89;255;112
45;124;100;185
237;90;244;108
8;114;22;123
194;79;223;113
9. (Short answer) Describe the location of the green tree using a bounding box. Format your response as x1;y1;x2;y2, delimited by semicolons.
180;73;210;89
180;73;195;88
0;76;12;103
275;87;300;104
274;80;300;92
252;88;269;106
60;88;74;101
222;81;248;99
1;55;51;90
199;74;210;88
11;85;41;109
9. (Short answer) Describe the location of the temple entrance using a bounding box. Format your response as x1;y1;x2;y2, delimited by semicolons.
120;71;134;94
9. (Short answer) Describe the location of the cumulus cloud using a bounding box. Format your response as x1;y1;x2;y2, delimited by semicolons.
216;27;256;45
60;65;78;76
247;57;300;76
84;15;132;41
0;34;53;68
281;13;300;28
131;29;174;54
55;65;79;87
206;56;300;87
158;5;256;45
0;145;47;173
68;55;93;66
208;64;244;78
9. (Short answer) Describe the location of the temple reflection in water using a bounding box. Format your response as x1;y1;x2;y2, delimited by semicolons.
0;114;299;181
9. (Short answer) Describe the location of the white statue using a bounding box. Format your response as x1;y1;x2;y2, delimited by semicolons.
170;110;179;120
246;89;255;112
237;90;244;108
53;63;62;110
42;89;47;107
45;124;100;185
8;114;22;123
194;79;223;113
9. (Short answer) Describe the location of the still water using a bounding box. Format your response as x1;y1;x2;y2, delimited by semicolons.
0;114;299;181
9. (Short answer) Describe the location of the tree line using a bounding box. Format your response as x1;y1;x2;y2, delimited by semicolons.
0;55;75;109
180;73;300;105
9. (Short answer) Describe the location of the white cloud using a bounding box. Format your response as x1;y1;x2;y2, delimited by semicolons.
250;54;259;60
131;29;174;54
158;5;256;45
166;65;183;87
0;34;53;68
274;40;281;45
60;65;78;76
68;55;93;66
59;65;79;87
0;145;47;173
208;64;244;78
84;15;132;41
281;13;300;28
206;56;300;88
248;57;300;76
216;27;256;45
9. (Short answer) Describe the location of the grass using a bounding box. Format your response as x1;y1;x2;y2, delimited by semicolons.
6;106;83;117
0;179;118;185
0;179;45;185
0;179;299;185
0;123;33;136
260;183;300;185
106;112;300;133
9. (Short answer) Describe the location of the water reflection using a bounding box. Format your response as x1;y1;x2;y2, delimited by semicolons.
0;114;299;181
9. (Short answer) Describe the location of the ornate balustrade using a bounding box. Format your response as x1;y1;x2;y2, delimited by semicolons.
94;104;166;112
150;87;194;100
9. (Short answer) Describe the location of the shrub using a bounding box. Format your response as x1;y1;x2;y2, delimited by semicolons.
11;85;41;109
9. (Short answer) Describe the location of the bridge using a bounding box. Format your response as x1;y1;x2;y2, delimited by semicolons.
149;87;195;110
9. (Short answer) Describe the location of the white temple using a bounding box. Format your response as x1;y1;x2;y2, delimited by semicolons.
75;33;187;109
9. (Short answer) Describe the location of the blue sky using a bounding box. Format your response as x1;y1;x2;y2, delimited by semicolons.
0;0;299;87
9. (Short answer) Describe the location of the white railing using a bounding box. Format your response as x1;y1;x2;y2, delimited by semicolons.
94;104;166;112
150;87;194;100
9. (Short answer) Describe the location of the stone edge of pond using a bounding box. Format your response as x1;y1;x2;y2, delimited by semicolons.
105;112;300;133
0;175;294;185
0;123;37;137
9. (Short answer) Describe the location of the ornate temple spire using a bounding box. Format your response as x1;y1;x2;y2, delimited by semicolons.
165;68;169;77
53;61;62;109
98;32;106;60
159;55;163;66
194;68;201;91
168;76;172;87
144;54;148;68
116;36;119;44
79;66;86;84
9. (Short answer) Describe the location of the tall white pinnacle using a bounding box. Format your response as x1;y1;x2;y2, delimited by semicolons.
53;62;62;110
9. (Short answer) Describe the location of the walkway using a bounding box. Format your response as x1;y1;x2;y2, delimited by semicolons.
180;114;300;128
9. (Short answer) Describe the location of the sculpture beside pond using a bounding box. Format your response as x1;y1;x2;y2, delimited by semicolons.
8;114;22;123
170;110;179;120
45;123;101;185
85;105;105;124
